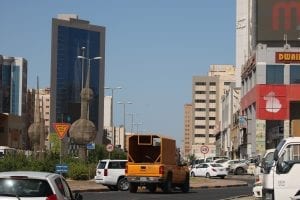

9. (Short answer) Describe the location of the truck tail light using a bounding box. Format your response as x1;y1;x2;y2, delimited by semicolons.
125;164;128;174
104;169;108;176
46;194;58;200
159;166;164;175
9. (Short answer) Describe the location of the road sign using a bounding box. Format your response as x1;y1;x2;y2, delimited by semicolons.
200;145;209;154
53;123;71;139
106;144;114;152
87;143;95;150
55;164;68;173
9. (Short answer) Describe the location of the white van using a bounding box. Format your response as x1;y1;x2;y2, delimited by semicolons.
94;159;129;191
262;137;300;200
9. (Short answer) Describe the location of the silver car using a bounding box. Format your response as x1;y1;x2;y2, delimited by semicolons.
0;171;82;200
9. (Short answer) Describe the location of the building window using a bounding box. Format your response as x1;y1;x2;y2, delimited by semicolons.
290;65;300;84
194;134;205;137
209;91;216;94
195;125;206;129
195;108;206;112
209;82;216;86
266;65;284;84
195;117;206;120
195;99;206;103
195;82;206;86
209;108;216;112
209;99;216;103
195;91;206;94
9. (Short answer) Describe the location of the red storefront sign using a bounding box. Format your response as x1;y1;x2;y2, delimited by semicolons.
241;85;296;120
257;85;288;120
275;52;300;63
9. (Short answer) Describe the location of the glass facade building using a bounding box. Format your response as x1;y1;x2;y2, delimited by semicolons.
0;55;27;116
50;15;105;144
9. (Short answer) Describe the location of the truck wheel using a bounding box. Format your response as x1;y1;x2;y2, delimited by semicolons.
181;174;190;193
118;177;129;191
129;183;138;193
162;174;172;193
148;184;157;193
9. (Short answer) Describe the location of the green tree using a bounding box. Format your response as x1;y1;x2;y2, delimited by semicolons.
49;132;60;154
188;154;196;165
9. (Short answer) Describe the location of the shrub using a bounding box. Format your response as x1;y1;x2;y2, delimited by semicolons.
68;162;89;180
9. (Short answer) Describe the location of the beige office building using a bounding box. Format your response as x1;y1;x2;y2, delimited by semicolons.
192;65;235;158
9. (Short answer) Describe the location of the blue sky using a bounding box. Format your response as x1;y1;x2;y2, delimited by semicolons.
0;1;236;145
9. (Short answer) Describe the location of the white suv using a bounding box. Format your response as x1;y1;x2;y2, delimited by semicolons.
94;159;129;191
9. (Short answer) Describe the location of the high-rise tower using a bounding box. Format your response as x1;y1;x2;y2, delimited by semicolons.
0;55;27;116
50;14;105;144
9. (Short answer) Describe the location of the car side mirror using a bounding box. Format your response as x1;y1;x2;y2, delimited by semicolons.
74;192;83;200
274;150;279;161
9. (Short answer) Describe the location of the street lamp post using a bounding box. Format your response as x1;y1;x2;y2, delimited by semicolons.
128;113;137;134
80;47;86;90
70;55;101;160
105;86;122;145
133;122;143;134
77;55;102;119
117;101;132;148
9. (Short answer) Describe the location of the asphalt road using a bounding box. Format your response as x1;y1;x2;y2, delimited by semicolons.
81;186;253;200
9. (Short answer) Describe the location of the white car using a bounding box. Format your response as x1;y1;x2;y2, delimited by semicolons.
190;163;228;179
94;159;129;191
221;159;246;171
0;171;82;200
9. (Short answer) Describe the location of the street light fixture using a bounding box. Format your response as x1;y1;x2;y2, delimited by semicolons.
105;86;122;145
117;101;132;148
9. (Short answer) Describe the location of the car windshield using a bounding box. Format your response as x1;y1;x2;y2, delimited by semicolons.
215;159;228;163
210;164;223;167
0;178;53;197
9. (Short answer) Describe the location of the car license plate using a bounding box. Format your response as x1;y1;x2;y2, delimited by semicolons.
140;177;147;181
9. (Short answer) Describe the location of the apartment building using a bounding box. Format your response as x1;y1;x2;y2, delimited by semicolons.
191;65;235;158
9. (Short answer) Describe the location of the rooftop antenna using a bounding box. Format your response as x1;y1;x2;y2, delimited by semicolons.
283;33;290;49
284;33;288;46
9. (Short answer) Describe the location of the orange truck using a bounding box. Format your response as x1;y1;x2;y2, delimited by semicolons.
125;134;189;193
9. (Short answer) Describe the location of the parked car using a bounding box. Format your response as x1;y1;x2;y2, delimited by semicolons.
204;156;229;163
229;159;248;175
190;163;228;179
94;159;129;191
221;159;246;172
0;171;82;200
213;158;229;165
229;158;258;175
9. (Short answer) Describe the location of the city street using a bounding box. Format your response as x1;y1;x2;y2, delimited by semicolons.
81;186;252;200
74;175;255;200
